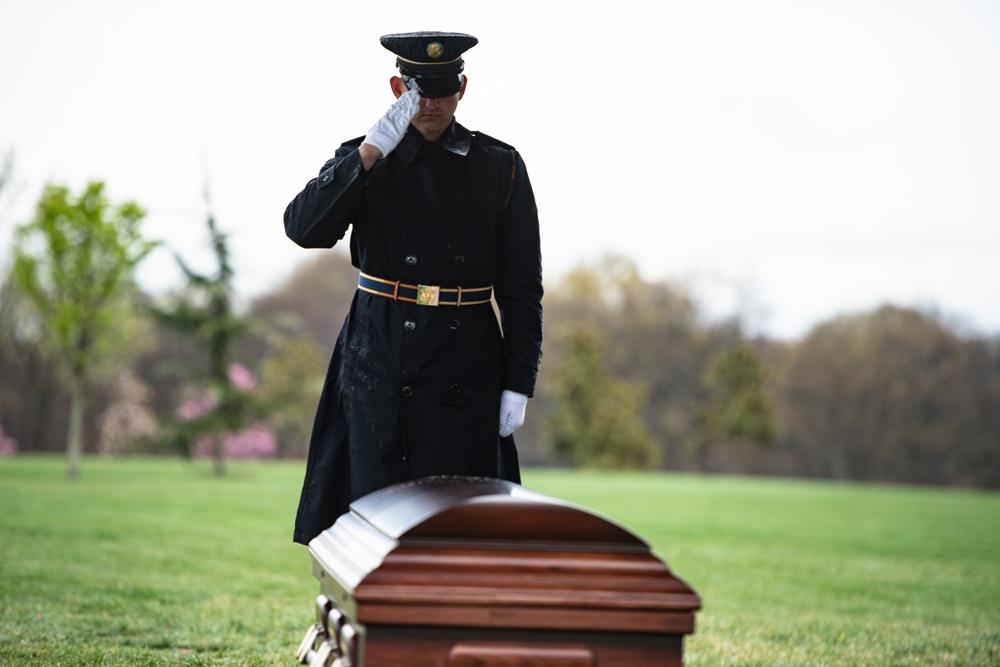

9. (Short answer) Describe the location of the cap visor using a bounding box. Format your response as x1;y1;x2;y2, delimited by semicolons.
412;76;462;98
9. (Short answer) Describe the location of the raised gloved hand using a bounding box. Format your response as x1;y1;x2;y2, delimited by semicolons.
499;390;529;438
361;89;422;159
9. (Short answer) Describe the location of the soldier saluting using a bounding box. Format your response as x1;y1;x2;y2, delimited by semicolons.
284;32;543;545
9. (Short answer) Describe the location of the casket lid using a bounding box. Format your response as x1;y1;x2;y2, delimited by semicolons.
309;476;701;634
349;476;647;548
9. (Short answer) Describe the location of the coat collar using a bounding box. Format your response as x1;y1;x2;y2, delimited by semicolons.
396;119;471;163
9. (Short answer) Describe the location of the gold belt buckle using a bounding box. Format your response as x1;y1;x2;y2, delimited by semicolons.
416;284;440;306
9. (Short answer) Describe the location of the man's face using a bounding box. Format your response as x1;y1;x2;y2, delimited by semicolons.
390;75;467;141
410;93;461;138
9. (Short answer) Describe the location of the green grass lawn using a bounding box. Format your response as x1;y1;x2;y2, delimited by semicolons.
1;456;998;666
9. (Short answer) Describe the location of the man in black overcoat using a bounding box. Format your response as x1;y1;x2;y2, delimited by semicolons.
284;32;543;545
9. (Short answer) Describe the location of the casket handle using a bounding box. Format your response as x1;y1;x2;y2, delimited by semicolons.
447;642;595;666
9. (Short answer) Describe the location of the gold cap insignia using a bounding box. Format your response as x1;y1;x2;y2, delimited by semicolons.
426;42;444;59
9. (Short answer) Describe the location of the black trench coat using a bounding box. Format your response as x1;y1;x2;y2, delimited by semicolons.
285;120;543;544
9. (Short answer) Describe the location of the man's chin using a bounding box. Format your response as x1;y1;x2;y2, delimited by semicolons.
415;119;448;136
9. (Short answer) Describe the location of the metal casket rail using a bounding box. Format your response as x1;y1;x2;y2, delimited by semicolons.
296;475;701;667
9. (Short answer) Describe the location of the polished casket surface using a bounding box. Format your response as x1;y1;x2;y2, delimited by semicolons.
308;476;701;666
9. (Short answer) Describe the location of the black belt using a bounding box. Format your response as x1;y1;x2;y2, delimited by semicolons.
358;272;492;306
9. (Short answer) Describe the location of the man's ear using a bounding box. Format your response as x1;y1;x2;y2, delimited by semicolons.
458;75;468;100
390;76;407;99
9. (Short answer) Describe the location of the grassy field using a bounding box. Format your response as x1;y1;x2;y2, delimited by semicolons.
1;456;998;666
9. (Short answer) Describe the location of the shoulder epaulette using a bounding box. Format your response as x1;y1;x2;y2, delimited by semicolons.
470;130;515;152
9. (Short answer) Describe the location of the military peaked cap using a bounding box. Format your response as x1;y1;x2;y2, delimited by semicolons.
380;31;478;98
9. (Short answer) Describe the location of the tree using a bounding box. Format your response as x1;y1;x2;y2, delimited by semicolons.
255;334;325;457
0;157;51;453
149;204;256;475
694;342;778;472
11;182;157;478
242;253;357;458
544;328;660;469
248;250;358;351
539;255;741;469
778;305;1000;485
97;370;159;456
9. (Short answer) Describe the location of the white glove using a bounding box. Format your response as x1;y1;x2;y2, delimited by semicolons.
361;89;422;159
499;390;529;438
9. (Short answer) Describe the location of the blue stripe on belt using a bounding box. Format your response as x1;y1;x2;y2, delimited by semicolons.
358;272;492;306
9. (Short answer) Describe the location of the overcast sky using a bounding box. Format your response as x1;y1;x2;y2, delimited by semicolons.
1;0;998;339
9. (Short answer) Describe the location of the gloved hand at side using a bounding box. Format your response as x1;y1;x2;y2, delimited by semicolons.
361;89;422;159
499;390;529;438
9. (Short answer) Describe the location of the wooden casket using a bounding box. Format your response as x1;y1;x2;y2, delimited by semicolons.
297;476;701;667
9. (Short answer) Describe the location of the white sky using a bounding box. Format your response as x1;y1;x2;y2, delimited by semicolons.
1;0;998;339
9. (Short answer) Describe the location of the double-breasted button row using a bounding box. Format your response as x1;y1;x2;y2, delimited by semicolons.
405;319;460;331
402;254;465;267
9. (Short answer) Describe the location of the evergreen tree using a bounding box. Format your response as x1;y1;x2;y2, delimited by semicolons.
150;204;254;475
694;342;778;471
544;328;660;469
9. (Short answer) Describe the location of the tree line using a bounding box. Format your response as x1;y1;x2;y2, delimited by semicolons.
1;180;997;487
534;256;999;487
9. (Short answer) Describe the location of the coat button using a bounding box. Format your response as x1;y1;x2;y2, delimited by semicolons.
449;319;460;330
404;320;416;331
454;255;465;264
405;254;418;265
401;386;413;397
450;384;461;394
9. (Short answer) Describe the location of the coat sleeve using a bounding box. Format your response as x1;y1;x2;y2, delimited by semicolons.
284;140;367;248
495;151;543;397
